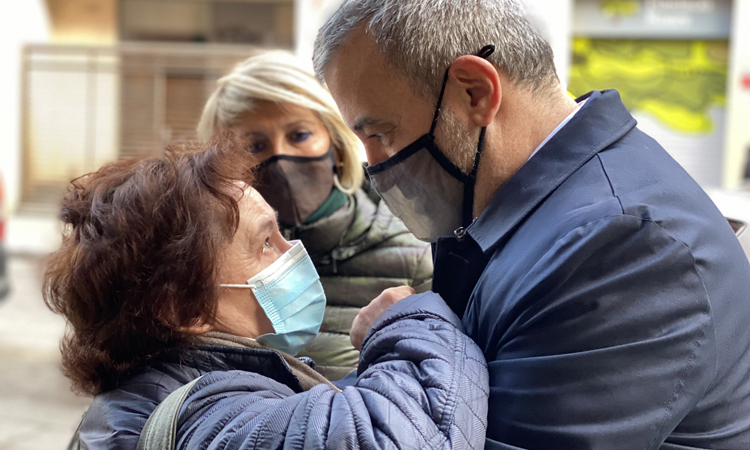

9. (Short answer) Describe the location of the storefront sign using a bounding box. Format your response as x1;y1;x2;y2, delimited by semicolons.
574;0;732;39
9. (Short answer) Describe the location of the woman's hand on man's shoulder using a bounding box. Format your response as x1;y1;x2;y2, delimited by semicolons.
350;286;415;350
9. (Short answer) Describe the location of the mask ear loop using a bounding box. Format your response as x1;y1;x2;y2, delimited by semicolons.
461;45;496;227
432;45;495;139
462;126;488;227
330;145;346;192
429;70;451;138
220;284;256;289
425;45;496;232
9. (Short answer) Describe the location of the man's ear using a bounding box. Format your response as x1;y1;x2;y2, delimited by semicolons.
446;55;502;128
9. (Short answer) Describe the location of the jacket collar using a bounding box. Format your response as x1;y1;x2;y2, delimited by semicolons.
198;332;337;391
467;90;637;253
280;195;355;256
280;188;380;257
159;341;309;393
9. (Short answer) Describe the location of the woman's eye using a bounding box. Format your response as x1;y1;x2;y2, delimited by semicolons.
248;142;267;154
263;239;272;252
290;131;312;143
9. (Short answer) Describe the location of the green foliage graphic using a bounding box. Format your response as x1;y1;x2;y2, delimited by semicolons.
569;39;728;134
600;0;641;18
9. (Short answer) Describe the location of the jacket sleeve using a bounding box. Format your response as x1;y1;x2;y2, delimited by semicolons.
176;293;489;450
481;215;716;450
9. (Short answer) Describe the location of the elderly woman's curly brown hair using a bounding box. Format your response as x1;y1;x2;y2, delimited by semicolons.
43;139;255;396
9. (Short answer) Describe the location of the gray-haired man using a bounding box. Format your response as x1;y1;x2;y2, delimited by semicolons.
314;1;750;449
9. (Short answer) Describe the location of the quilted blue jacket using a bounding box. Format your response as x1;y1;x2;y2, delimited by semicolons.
78;293;489;450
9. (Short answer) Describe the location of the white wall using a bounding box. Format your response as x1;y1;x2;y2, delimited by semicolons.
294;0;344;69
724;0;750;188
26;62;121;188
522;0;574;88
0;1;50;214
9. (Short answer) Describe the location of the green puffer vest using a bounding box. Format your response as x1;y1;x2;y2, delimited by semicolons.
289;186;433;380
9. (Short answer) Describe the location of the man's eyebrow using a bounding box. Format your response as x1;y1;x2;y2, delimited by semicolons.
352;117;382;133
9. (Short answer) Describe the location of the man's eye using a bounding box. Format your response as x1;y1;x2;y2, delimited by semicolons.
263;239;272;252
290;131;312;143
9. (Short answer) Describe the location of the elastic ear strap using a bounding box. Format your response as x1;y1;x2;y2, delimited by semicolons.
220;284;254;289
332;146;340;175
430;69;451;137
462;126;487;226
462;45;495;226
476;45;495;58
430;45;494;138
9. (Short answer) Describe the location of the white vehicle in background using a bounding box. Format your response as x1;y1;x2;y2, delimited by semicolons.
0;174;9;300
728;218;748;257
709;189;750;262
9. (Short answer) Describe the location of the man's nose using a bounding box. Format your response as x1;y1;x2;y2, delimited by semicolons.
364;144;390;166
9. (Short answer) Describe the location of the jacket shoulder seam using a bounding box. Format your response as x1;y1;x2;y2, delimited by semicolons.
595;154;625;215
635;217;716;449
532;214;714;449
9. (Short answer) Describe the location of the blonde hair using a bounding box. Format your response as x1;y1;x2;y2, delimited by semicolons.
197;51;364;194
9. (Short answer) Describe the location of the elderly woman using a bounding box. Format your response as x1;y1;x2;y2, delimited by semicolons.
45;141;487;450
197;52;433;380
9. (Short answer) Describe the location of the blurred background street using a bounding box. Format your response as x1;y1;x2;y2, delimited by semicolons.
1;0;750;448
0;254;89;450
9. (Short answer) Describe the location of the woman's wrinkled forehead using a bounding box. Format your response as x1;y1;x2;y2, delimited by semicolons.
238;186;278;235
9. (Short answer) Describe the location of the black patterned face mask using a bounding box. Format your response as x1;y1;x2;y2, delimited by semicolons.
254;148;336;226
365;45;496;242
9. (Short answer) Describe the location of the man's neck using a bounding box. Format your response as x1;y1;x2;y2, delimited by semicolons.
473;84;578;218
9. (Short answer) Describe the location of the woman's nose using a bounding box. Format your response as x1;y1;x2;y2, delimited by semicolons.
269;137;292;157
277;234;294;254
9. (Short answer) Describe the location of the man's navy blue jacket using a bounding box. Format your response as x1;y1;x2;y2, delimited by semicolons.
432;90;750;449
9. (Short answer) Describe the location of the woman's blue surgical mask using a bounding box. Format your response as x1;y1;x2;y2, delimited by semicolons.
220;240;326;356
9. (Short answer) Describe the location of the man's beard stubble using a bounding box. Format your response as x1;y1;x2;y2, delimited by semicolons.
438;107;516;214
437;106;482;175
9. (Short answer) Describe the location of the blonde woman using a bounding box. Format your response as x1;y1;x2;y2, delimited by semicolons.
198;52;432;380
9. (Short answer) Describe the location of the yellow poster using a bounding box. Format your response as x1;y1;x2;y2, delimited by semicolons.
569;38;728;134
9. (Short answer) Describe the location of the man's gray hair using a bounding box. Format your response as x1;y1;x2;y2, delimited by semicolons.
313;0;558;99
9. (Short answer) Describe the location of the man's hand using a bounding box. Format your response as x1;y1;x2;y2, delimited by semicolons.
350;286;416;350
